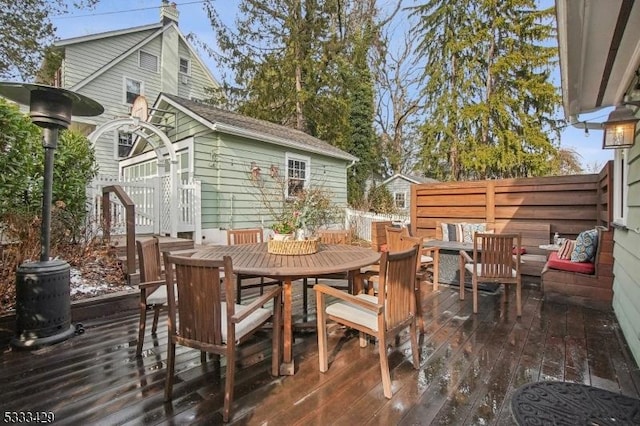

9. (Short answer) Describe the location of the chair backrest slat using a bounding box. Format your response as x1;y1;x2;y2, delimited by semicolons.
378;244;419;328
385;226;410;252
137;237;162;283
317;230;351;245
476;233;520;279
227;228;263;245
164;252;232;347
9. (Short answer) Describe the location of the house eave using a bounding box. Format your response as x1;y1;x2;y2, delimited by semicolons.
557;0;640;119
211;123;358;163
54;23;163;47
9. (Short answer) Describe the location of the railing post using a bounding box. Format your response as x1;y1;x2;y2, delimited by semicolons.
194;180;202;245
102;188;111;245
102;185;136;281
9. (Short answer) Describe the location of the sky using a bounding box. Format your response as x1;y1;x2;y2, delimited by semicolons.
51;0;613;171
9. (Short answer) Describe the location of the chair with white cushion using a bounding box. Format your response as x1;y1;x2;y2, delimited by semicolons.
459;232;522;316
162;251;282;423
314;244;420;399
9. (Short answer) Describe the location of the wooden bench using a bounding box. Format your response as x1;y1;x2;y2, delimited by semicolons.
434;220;550;277
541;227;613;311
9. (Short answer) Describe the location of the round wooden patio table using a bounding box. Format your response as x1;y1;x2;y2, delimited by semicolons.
194;242;380;375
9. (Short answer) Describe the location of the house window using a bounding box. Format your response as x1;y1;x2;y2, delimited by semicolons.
613;148;629;225
394;192;406;209
118;131;134;158
139;51;158;72
124;77;143;105
179;57;190;75
286;154;309;197
161;151;191;183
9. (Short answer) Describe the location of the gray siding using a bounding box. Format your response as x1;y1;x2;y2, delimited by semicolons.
384;177;413;212
612;141;640;366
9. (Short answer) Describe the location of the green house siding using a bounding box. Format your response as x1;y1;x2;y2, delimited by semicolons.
612;142;640;366
192;132;348;230
62;29;157;88
57;24;219;177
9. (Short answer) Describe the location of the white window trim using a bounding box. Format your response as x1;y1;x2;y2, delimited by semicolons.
138;50;159;73
123;76;144;105
119;137;194;178
394;191;407;209
613;148;629;226
116;130;134;159
285;152;311;198
179;57;191;75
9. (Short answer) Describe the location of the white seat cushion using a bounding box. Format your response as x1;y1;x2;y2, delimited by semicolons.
147;285;170;305
221;302;272;343
421;255;433;263
464;263;516;278
325;294;379;332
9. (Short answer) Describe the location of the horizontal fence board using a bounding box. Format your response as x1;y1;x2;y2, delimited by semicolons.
415;207;486;218
415;194;487;207
411;163;613;240
494;192;598;206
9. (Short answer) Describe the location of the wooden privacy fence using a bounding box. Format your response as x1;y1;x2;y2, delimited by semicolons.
410;161;613;241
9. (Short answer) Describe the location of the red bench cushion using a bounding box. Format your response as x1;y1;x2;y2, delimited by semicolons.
547;252;595;274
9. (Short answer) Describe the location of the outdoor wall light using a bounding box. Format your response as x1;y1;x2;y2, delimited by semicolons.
602;104;639;149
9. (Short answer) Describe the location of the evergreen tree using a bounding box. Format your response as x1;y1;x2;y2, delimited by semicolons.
0;0;99;80
204;0;384;204
411;0;561;180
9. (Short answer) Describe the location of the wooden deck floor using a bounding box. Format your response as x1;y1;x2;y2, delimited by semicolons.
2;281;639;425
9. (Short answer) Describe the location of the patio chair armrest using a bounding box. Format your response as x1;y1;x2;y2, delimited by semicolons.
459;250;473;263
422;246;439;256
314;283;382;313
231;286;281;323
138;279;166;289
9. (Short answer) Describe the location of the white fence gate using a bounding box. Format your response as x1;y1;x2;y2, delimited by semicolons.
344;208;410;241
88;175;201;239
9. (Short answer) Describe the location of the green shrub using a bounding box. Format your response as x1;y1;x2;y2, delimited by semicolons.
0;98;105;313
367;184;396;214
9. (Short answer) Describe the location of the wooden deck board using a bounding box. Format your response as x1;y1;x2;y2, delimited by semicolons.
1;281;638;425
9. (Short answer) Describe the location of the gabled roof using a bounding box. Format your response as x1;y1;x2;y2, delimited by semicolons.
54;22;220;91
382;173;437;185
150;93;358;162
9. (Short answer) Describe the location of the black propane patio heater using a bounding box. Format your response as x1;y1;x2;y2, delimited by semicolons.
0;82;103;349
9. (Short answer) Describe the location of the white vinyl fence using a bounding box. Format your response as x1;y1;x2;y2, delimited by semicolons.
344;208;409;241
88;175;201;239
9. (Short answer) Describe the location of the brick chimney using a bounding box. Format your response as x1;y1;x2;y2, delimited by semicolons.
160;0;179;25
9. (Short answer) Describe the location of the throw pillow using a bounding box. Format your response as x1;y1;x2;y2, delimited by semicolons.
441;222;463;242
462;223;487;244
570;229;599;262
557;239;575;260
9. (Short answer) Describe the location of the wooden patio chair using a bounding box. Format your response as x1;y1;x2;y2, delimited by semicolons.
314;244;420;399
459;232;522;316
302;229;351;315
364;232;433;333
163;251;282;423
227;228;279;303
135;236;169;357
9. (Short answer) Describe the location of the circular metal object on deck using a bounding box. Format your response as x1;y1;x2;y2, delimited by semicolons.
0;82;103;128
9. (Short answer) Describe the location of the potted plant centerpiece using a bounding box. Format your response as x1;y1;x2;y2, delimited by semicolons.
248;164;342;249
